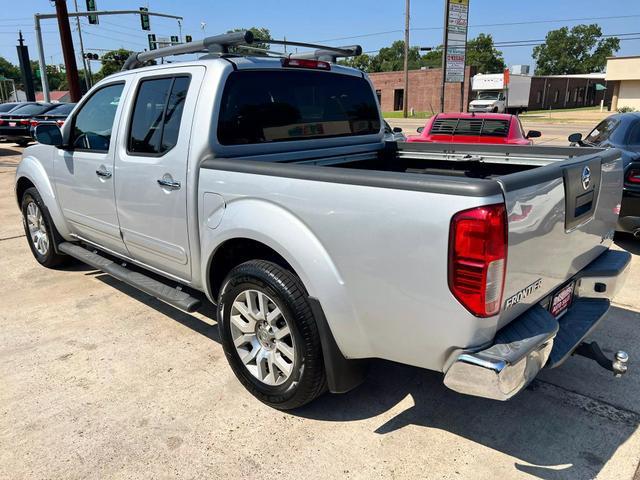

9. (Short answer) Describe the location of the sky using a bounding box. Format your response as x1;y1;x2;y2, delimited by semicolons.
1;0;640;72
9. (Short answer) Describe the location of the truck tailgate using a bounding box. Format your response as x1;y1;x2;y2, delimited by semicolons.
496;148;623;327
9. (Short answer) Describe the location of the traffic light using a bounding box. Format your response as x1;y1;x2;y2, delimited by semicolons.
86;0;99;25
84;53;99;61
185;35;192;43
148;33;157;51
170;35;179;44
139;7;150;31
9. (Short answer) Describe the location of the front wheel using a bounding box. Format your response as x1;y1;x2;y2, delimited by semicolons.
217;260;327;409
21;187;68;268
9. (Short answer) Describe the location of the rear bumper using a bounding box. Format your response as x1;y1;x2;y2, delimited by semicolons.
443;249;631;401
618;189;640;234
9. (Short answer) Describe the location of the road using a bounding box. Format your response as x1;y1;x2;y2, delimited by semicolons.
1;142;639;480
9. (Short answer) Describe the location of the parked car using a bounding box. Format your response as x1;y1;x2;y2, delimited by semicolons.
29;103;76;139
0;102;54;147
17;31;630;410
383;120;406;142
568;112;640;236
407;113;541;145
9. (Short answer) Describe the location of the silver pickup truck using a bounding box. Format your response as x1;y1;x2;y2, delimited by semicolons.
15;32;631;409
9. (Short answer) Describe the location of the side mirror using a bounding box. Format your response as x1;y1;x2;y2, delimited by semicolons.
392;127;403;133
526;130;541;139
568;133;583;144
34;124;63;147
417;126;424;133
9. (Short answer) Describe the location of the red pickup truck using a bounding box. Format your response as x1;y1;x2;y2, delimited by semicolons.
407;112;541;145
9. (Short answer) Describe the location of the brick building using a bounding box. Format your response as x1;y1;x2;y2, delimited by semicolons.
527;74;612;111
368;66;476;113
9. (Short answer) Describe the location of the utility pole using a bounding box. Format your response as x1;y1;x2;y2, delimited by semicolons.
54;0;82;102
402;0;410;118
73;0;91;90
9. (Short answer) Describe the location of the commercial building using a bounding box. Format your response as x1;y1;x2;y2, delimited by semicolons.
527;73;611;111
368;66;476;113
605;56;640;111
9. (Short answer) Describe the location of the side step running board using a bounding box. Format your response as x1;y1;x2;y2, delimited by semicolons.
59;242;201;313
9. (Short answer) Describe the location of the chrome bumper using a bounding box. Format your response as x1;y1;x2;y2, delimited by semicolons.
444;249;631;401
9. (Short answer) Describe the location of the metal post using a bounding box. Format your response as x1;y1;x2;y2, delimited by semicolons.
55;0;82;102
440;0;449;113
402;0;410;118
34;14;50;102
73;0;91;90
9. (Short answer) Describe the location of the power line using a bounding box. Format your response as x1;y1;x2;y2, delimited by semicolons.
312;13;640;43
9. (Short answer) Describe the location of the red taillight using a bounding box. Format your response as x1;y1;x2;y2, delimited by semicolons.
56;120;64;127
0;119;4;125
626;168;640;185
30;120;39;127
20;119;29;125
448;203;507;317
282;58;331;70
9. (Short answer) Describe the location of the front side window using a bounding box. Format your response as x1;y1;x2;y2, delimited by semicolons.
585;118;619;145
72;83;124;152
218;70;380;145
128;76;190;155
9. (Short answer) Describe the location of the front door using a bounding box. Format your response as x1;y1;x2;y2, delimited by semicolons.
114;67;203;281
54;82;129;255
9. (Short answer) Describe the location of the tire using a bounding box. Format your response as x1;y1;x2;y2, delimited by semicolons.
217;260;327;410
492;107;499;113
17;140;29;148
21;187;69;268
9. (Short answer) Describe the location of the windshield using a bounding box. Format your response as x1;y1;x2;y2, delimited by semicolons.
8;103;52;116
43;103;75;116
218;70;380;145
585;118;619;145
477;91;500;100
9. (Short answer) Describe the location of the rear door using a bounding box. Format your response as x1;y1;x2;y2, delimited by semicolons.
497;148;623;326
114;67;204;281
54;81;129;255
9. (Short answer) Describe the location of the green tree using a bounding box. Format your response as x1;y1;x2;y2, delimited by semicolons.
93;48;134;81
533;24;620;75
0;56;21;83
465;34;505;73
227;27;271;53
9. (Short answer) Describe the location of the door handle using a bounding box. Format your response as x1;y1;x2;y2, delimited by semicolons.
95;168;112;179
157;177;181;189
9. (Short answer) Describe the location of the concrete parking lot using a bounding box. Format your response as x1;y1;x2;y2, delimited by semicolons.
1;142;640;480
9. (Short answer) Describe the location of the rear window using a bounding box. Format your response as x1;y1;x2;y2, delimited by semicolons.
43;103;75;115
217;70;380;145
430;117;510;137
8;103;52;116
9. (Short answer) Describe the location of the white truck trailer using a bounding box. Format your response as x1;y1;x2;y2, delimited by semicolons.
469;73;532;114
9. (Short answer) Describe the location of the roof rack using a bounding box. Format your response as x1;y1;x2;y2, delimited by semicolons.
121;30;362;70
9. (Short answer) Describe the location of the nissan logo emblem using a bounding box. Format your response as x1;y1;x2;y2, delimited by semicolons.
581;166;591;190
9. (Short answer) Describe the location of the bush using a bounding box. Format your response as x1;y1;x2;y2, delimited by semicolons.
617;106;637;113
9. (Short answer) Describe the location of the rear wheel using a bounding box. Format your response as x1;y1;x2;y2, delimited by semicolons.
17;140;29;147
21;187;68;268
217;260;327;409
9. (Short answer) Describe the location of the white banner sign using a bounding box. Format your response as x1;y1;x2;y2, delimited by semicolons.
445;0;469;83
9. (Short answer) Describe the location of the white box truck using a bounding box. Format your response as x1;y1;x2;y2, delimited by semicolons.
469;73;531;114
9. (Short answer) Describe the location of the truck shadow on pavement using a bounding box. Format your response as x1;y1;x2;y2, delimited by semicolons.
92;273;639;480
615;233;640;255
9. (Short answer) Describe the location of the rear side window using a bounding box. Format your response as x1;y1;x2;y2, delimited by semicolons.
625;119;640;145
217;70;380;145
128;75;190;155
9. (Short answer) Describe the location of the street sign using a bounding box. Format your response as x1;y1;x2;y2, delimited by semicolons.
86;0;99;25
170;35;179;44
148;33;157;50
444;0;469;83
185;35;192;43
140;7;150;31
